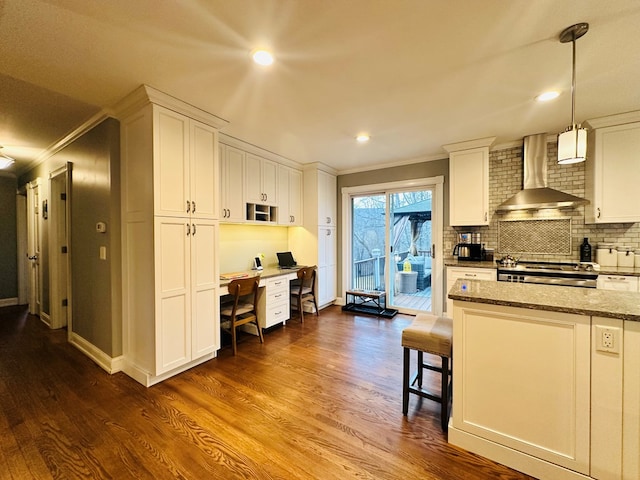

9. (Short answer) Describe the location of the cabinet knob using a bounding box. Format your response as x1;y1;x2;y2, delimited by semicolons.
192;223;196;235
186;223;191;236
597;208;601;219
186;200;191;213
326;217;331;224
192;201;196;213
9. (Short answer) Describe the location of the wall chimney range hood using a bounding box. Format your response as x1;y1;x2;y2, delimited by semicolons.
496;134;588;212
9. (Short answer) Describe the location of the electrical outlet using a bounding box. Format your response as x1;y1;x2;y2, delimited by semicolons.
595;325;620;354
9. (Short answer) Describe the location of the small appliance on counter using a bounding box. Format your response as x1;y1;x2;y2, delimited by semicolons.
453;232;484;261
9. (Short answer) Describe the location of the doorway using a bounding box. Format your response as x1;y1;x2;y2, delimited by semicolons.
342;177;443;315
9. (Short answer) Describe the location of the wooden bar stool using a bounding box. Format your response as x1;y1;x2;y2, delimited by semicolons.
402;314;453;431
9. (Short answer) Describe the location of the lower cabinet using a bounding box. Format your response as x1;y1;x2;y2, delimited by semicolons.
450;302;591;477
445;266;496;316
597;274;639;292
260;275;291;329
318;226;336;306
123;217;219;386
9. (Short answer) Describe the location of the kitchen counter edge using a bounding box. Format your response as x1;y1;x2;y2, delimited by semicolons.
448;278;640;321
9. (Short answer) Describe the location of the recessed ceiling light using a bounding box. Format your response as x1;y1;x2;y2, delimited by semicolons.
252;49;274;66
356;134;370;143
535;91;560;102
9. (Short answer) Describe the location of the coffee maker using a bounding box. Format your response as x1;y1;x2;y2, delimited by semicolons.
453;232;483;261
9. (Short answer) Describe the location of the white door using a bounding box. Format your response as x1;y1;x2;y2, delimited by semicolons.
26;179;42;316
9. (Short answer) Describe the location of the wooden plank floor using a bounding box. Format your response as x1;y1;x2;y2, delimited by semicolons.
0;304;536;479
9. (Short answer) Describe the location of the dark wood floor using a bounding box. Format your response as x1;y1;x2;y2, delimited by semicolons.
0;304;536;479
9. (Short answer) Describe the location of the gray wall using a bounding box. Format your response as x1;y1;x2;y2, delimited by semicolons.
337;158;449;293
0;176;18;301
19;118;122;357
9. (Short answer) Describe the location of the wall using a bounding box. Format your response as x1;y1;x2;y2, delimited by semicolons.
444;141;640;261
219;224;291;273
18;118;122;357
0;175;18;303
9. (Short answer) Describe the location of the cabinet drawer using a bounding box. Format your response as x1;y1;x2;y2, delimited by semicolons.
265;300;290;328
267;276;289;292
267;289;288;305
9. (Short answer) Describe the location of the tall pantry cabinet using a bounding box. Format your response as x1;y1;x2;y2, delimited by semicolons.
115;86;228;386
293;165;337;308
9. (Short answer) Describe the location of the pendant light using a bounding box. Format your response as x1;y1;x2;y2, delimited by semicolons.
557;22;589;165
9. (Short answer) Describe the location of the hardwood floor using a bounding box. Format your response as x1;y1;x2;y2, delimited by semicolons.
0;304;536;479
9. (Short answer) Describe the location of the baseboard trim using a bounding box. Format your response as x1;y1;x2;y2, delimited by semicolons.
0;298;19;307
69;332;123;374
448;424;589;480
122;353;216;387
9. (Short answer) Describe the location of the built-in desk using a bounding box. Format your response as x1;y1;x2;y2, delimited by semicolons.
220;267;301;331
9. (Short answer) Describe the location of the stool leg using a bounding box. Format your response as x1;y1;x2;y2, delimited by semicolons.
416;350;423;387
441;356;450;431
402;347;410;415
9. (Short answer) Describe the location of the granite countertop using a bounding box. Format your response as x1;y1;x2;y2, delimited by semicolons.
443;257;497;269
448;278;640;321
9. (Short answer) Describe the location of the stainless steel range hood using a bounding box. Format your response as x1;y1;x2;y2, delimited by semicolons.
496;133;589;212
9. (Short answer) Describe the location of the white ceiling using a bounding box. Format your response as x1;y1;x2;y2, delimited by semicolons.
1;0;639;176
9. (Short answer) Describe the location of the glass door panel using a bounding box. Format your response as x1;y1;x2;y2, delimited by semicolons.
350;194;386;292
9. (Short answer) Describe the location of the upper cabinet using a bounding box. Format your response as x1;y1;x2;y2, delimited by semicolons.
152;106;218;219
585;112;640;224
219;144;245;222
444;137;494;226
278;165;303;226
219;136;304;225
245;153;278;206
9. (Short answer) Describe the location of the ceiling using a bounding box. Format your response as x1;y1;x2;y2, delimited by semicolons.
1;0;640;177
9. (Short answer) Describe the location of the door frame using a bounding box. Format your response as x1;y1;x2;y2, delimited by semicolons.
341;176;444;315
49;163;72;330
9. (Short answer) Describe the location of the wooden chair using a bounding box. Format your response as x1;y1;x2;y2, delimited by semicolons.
220;276;264;355
290;266;318;322
402;314;453;431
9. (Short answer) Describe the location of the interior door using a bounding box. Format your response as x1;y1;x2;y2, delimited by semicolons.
26;179;42;316
49;165;70;329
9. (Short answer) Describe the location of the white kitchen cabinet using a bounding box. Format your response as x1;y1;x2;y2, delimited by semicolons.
153;105;219;220
448;147;490;226
445;266;496;316
292;166;338;308
318;169;337;226
623;320;640;480
155;217;219;372
117;86;226;386
450;302;591;476
318;226;337;306
585;115;640;223
262;276;290;328
245;152;278;206
277;165;303;226
219;144;245;222
597;274;639;292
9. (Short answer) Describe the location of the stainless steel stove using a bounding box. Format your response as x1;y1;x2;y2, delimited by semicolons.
497;260;598;288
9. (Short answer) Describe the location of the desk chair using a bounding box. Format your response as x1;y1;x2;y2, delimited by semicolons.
290;266;318;322
220;276;263;355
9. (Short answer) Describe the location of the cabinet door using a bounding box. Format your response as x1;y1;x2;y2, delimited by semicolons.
190;219;219;357
244;153;263;204
318;227;336;305
278;166;303;225
589;123;640;223
288;168;303;225
155;217;191;374
154;106;190;217
262;158;278;205
449;147;489;226
318;170;336;226
445;267;496;316
220;145;245;222
190;121;218;220
597;275;639;292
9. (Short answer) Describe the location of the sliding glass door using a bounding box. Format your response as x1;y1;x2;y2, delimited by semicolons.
345;178;442;315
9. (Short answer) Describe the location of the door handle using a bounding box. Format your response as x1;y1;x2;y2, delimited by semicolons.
28;254;38;260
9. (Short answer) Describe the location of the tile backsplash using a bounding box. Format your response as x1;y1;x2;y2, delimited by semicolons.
445;141;640;262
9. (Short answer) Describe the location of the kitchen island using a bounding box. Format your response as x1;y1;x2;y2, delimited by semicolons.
447;279;640;480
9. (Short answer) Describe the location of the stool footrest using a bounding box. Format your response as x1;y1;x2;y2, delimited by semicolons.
408;385;441;404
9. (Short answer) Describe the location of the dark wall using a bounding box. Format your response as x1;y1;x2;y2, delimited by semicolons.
0;175;18;301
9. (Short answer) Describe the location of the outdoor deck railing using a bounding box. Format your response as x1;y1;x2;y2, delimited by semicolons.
352;249;431;292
